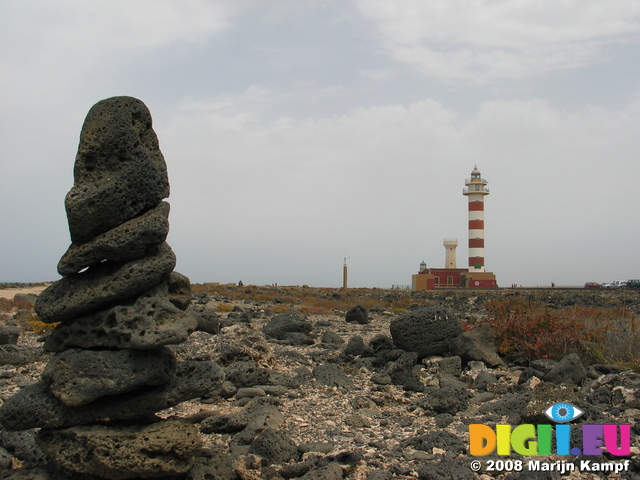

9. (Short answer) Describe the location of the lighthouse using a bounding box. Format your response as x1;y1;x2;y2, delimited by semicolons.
411;166;498;290
463;166;489;272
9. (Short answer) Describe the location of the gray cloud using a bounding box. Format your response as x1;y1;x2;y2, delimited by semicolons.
1;1;639;288
356;0;640;81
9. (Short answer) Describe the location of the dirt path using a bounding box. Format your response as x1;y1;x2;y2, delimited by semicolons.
0;285;48;300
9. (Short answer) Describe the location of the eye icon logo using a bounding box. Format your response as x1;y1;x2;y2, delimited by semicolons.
544;403;584;423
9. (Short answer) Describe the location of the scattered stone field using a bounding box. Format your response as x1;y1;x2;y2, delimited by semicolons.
1;284;640;480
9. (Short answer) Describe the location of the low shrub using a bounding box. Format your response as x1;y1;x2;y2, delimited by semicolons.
390;307;408;314
216;304;234;312
482;297;639;370
267;304;290;314
0;298;33;312
26;319;58;335
299;305;331;315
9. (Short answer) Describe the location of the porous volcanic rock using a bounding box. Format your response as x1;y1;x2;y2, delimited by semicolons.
41;347;176;407
0;360;223;430
343;334;366;357
43;279;197;352
448;323;503;367
64;96;169;244
543;352;588;385
312;363;355;390
263;310;313;340
247;428;299;465
167;271;195;310
35;242;176;324
36;420;200;479
57;201;170;276
0;327;20;345
345;305;369;324
389;306;462;358
0;96;215;479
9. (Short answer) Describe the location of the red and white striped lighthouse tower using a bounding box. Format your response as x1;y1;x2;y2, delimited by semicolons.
463;166;489;272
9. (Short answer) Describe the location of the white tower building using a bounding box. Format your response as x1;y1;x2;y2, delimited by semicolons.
463;166;489;272
443;239;458;269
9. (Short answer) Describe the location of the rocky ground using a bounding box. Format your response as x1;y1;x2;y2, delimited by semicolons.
1;284;640;479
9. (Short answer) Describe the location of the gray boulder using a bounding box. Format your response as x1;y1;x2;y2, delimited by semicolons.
191;308;221;335
448;323;503;367
36;420;199;479
43;280;197;352
282;332;314;346
313;363;355;390
236;387;267;400
402;431;466;455
244;404;286;434
343;335;366;357
299;462;343;480
478;393;532;418
167;271;194;310
200;403;284;436
321;331;344;345
0;345;46;366
368;334;395;355
389;306;462;358
65;96;169;244
529;358;558;375
383;351;420;386
41;347;175;407
542;352;587;385
248;428;299;465
0;430;48;467
278;460;317;479
57;201;170;276
472;371;498;391
0;327;20;345
0;361;223;430
345;305;369;324
35;242;176;324
12;294;37;305
263;311;312;340
418;384;470;415
224;360;270;388
187;446;235;480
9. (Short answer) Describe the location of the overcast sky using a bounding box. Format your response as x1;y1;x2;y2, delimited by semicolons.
2;1;640;288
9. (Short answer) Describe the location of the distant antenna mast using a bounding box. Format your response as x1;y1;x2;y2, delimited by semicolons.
343;252;350;289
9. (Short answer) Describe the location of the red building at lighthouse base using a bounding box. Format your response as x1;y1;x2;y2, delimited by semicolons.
412;264;497;290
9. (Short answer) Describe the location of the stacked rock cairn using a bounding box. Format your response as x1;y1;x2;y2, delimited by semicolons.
0;96;223;479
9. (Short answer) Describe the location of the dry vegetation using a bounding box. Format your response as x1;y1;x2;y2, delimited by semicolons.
475;296;640;369
0;297;56;334
192;284;435;316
